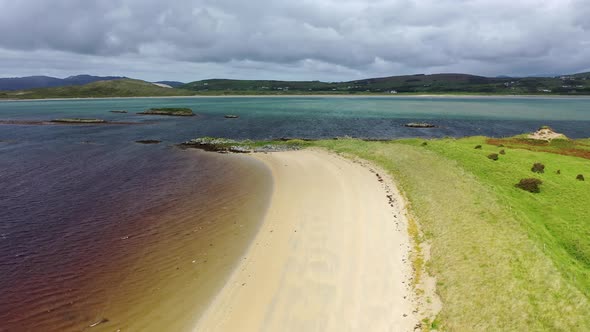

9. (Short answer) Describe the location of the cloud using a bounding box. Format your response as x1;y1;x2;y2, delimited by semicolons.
0;0;589;80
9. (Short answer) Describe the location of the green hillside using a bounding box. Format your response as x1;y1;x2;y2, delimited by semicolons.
182;73;590;95
0;79;195;99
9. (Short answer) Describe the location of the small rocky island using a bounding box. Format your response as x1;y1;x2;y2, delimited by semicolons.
110;110;128;114
180;137;301;153
51;118;107;124
224;115;239;119
137;108;195;116
404;122;436;128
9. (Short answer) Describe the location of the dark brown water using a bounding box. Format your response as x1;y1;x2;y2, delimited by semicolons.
0;142;271;332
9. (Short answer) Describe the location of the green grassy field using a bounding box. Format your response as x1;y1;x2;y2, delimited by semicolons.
308;137;590;331
220;136;590;330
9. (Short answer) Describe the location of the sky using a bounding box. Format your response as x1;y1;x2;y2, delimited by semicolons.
1;0;589;82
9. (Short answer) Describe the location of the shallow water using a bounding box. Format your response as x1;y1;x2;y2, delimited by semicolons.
0;96;588;331
0;140;271;331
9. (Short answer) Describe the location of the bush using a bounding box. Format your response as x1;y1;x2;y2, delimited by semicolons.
556;170;561;175
487;153;499;161
475;145;482;149
531;163;545;173
498;144;505;147
577;174;585;181
499;149;506;155
516;178;543;193
421;142;428;146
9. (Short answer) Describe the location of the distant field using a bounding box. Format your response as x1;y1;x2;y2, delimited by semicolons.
0;79;195;99
180;73;590;95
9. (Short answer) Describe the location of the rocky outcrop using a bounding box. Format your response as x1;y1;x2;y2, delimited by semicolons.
51;118;106;123
527;126;568;141
404;122;436;128
137;108;195;116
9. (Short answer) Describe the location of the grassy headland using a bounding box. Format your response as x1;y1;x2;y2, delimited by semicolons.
0;79;195;99
185;134;590;330
315;137;590;331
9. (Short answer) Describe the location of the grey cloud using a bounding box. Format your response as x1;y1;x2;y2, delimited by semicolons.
0;0;589;80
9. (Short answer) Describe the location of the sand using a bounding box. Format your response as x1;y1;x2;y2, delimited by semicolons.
194;149;418;331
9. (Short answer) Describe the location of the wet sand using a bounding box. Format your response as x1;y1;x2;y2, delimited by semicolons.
195;149;417;331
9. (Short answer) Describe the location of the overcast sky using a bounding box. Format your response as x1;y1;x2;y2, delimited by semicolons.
1;0;589;82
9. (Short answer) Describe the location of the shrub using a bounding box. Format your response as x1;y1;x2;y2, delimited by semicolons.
475;145;482;149
516;178;543;193
499;149;506;155
422;142;428;146
487;153;499;161
556;170;561;175
577;174;585;181
531;163;545;173
498;144;505;147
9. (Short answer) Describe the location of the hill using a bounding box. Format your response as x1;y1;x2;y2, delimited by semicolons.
0;75;124;91
181;73;590;95
0;79;195;99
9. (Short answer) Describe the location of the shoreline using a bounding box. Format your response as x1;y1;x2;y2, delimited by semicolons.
2;94;590;102
194;149;421;331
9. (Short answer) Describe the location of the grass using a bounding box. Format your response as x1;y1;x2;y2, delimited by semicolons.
415;137;590;292
249;137;590;331
487;137;590;160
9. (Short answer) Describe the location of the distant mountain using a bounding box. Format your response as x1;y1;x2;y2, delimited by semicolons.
0;75;124;91
154;81;185;88
2;72;590;98
0;79;195;99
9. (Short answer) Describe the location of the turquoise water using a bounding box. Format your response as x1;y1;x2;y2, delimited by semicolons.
1;96;589;140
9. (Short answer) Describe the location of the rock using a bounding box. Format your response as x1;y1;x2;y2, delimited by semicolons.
224;114;239;118
137;108;195;116
109;110;128;113
135;139;162;144
528;126;568;141
228;145;252;153
50;118;106;124
404;122;436;128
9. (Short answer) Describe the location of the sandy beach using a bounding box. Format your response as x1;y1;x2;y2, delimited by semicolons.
194;149;418;332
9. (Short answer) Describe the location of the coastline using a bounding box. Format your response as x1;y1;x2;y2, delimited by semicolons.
194;149;420;331
2;94;590;102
